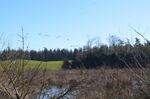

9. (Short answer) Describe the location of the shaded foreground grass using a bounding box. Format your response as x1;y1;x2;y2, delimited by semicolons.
1;68;147;99
43;69;150;99
0;60;63;70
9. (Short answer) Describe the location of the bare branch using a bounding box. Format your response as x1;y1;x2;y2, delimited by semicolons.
130;26;150;44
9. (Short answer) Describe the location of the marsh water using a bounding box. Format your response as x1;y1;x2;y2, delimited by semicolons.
37;86;79;99
36;79;144;99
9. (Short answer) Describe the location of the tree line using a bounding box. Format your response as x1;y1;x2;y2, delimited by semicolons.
0;36;150;69
71;36;150;69
0;48;74;61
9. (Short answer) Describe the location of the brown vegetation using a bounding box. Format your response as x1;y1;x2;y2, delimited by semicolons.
45;68;150;99
1;68;149;99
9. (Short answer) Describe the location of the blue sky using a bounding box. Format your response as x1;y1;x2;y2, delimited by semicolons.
0;0;150;50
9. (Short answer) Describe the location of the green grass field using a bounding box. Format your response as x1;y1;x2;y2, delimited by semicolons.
27;60;63;70
0;60;64;70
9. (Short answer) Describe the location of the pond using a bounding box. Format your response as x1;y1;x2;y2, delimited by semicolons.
36;86;79;99
132;80;143;90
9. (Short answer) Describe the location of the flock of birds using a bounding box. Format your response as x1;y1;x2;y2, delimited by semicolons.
38;33;79;48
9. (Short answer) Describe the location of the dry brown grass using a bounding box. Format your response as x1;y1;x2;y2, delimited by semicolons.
35;68;150;99
0;68;149;99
